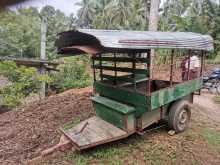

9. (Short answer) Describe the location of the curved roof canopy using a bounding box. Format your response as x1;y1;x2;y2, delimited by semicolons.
56;29;214;55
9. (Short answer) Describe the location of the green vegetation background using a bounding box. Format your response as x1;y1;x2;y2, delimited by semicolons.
1;0;220;107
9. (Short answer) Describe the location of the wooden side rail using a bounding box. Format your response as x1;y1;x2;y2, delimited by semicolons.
92;57;149;63
102;74;134;82
94;65;149;75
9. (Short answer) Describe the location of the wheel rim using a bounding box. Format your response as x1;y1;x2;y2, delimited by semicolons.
177;109;188;131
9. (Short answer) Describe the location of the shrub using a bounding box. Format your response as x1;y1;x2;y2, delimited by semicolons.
0;61;51;107
51;56;92;92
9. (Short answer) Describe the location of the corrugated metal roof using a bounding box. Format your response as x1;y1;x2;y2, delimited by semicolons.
56;29;214;54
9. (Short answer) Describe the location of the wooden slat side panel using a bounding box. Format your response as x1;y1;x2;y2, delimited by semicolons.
94;82;148;107
93;57;149;63
102;74;133;83
94;65;149;75
102;74;147;83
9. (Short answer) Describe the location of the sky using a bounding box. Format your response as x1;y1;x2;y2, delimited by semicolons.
11;0;81;16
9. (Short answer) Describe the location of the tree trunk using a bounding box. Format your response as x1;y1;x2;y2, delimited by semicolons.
148;0;160;78
149;0;160;31
40;19;47;99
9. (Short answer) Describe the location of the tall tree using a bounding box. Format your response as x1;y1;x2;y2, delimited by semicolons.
148;0;160;31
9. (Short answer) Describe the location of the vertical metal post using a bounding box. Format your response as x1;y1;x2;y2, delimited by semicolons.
147;50;151;96
132;52;136;91
200;50;205;77
114;53;117;85
99;53;103;81
170;49;174;86
187;50;192;80
198;50;205;95
92;56;96;81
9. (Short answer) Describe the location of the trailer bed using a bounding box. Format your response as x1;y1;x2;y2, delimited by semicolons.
61;116;131;150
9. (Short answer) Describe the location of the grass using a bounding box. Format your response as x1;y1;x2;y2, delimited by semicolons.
64;143;128;165
213;96;220;104
62;128;180;165
63;134;147;164
46;126;220;165
202;128;220;152
62;118;81;131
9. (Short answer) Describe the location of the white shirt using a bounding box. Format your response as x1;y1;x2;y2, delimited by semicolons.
185;55;200;69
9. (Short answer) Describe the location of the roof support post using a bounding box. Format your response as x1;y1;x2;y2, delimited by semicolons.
170;49;174;87
200;50;205;78
99;53;103;81
187;50;192;80
198;50;205;95
92;56;96;82
147;50;151;96
114;53;117;85
132;52;136;91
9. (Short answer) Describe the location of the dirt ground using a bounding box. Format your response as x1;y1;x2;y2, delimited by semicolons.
0;87;94;165
0;87;220;165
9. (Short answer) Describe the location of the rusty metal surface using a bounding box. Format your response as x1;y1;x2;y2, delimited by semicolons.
0;0;26;7
56;29;214;55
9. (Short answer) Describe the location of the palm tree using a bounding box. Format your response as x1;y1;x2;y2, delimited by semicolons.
76;0;97;28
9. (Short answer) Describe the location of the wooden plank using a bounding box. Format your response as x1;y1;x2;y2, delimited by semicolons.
92;56;149;63
102;74;133;82
61;116;129;150
94;65;149;75
102;74;147;83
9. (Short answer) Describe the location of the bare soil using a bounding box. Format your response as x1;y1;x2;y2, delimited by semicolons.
194;92;220;129
0;87;94;165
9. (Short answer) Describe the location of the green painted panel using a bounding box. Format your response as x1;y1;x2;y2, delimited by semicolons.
102;74;147;83
94;103;125;129
91;96;135;114
94;82;148;107
151;79;202;110
135;105;148;117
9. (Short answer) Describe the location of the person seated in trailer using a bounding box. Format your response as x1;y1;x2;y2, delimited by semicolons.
181;56;189;81
185;54;200;80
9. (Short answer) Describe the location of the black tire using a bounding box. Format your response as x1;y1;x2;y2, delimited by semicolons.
168;100;191;133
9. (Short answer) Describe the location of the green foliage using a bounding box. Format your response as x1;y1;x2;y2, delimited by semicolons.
51;56;92;92
0;5;75;59
76;0;149;30
213;96;220;104
0;61;51;107
202;128;220;152
0;8;41;58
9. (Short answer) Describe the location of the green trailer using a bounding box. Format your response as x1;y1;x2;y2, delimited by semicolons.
55;29;214;150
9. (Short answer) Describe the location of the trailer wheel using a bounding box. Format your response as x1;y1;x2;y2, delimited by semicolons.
168;100;191;133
